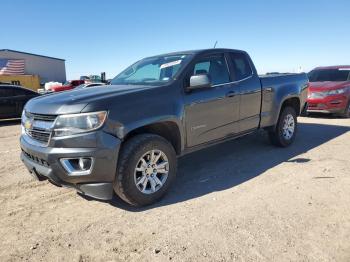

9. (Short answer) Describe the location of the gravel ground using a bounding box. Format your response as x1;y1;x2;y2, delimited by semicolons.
0;116;349;262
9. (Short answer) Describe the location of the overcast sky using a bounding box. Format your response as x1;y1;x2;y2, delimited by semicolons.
2;0;350;79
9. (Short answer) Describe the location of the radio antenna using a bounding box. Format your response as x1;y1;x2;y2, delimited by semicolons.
213;41;218;48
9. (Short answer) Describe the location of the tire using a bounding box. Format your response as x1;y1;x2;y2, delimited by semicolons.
268;106;297;147
114;134;177;207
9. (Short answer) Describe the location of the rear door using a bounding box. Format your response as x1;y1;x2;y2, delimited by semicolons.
184;53;240;147
0;86;16;118
227;52;262;132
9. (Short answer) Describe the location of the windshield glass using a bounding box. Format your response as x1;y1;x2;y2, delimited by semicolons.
110;54;192;85
308;69;350;82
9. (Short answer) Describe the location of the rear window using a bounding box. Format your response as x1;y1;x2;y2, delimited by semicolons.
308;69;350;82
229;53;253;81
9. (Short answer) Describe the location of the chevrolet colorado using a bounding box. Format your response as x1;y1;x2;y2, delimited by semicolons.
20;48;308;206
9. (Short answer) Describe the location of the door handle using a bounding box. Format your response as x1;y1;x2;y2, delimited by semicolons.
226;91;236;97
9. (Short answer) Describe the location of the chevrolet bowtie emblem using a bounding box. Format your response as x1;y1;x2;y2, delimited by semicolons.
24;119;33;130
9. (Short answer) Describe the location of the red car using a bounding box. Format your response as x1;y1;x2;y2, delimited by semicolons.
50;80;85;92
307;66;350;117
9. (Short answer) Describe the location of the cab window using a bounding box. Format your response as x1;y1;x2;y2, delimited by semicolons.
229;52;253;81
191;55;230;86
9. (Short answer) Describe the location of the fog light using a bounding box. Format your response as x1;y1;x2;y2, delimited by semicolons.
79;158;92;170
60;157;94;176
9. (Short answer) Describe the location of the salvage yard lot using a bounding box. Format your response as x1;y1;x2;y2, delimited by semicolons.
0;116;349;261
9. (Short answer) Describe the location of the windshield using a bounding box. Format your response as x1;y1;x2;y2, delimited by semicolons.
110;54;192;86
308;69;350;82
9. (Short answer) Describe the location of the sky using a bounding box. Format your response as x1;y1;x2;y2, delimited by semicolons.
2;0;350;79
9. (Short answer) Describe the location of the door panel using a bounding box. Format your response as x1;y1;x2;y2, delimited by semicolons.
0;87;16;118
227;52;262;132
238;76;262;131
185;84;240;146
184;54;240;147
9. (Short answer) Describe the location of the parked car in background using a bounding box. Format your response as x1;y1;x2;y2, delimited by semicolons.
86;75;102;83
20;48;308;206
49;80;85;92
0;84;39;119
80;76;90;81
75;83;105;89
307;66;350;117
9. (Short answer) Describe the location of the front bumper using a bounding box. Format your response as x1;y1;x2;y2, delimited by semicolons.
20;131;121;200
307;94;349;114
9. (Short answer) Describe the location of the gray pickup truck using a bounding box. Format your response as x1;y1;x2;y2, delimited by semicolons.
20;48;308;206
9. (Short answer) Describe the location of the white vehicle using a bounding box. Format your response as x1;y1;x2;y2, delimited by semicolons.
75;83;106;89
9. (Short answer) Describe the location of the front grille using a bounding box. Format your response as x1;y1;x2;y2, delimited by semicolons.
24;112;56;145
21;149;49;167
27;129;51;143
25;112;57;121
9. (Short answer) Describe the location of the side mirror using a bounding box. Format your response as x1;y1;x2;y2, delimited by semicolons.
188;74;211;90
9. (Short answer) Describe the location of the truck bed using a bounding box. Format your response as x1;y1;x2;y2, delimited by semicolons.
259;73;309;128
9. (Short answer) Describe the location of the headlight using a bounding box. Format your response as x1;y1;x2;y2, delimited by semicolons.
328;88;346;95
53;111;107;137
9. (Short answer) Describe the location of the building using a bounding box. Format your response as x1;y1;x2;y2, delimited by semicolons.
0;49;66;85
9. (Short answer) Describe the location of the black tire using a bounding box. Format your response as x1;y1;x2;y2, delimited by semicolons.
114;134;177;207
268;106;297;147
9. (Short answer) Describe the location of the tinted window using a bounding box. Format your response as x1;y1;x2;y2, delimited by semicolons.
0;87;14;97
127;63;160;81
14;87;35;96
13;88;25;96
229;53;253;81
308;69;350;82
192;55;230;85
111;54;192;86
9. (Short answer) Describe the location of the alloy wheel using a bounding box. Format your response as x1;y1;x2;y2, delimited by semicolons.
282;114;295;140
134;150;169;194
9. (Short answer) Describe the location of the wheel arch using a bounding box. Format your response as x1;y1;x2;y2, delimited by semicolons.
280;96;301;116
123;120;183;155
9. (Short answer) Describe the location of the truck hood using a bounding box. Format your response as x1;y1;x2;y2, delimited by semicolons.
309;81;350;92
25;84;150;115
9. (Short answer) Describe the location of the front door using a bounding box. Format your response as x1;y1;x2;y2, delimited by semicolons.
184;53;240;147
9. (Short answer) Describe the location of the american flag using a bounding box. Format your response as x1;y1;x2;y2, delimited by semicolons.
0;59;25;75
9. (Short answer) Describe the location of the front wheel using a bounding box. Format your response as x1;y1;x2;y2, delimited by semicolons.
114;134;177;207
268;106;297;147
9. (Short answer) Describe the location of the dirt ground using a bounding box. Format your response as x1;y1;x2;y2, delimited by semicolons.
0;116;349;262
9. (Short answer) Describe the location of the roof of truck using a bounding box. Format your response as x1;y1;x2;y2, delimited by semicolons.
148;48;246;58
313;65;350;70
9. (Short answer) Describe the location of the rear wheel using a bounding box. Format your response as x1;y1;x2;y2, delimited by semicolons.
268;106;297;147
114;134;177;207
